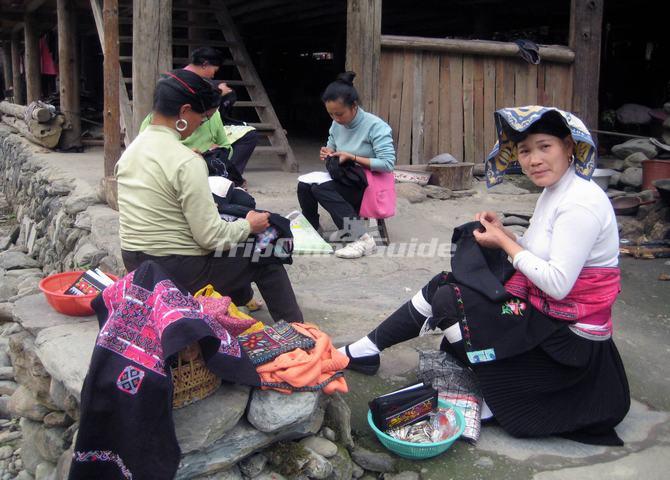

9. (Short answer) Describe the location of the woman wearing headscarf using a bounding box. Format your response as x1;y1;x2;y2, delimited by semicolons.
341;106;630;445
117;69;303;323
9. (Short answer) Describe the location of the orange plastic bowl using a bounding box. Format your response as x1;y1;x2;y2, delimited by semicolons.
38;271;118;316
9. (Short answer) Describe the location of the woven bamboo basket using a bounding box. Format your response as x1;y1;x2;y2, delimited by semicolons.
171;342;220;409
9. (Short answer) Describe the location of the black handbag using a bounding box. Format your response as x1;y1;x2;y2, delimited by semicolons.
325;155;368;189
368;382;438;431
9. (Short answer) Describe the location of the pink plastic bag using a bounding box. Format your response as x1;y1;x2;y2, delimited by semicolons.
359;170;396;219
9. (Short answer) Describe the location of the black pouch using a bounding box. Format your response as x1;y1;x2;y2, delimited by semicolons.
368;382;438;431
325;155;368;189
202;147;245;187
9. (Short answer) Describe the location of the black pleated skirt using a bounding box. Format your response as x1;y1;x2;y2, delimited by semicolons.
469;326;631;445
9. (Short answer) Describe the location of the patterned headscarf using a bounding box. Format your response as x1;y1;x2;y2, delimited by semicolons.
485;106;596;187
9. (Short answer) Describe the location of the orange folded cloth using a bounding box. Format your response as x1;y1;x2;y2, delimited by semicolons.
256;323;350;394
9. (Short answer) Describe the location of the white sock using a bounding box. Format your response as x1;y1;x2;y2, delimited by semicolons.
359;233;372;242
339;336;380;358
481;399;494;420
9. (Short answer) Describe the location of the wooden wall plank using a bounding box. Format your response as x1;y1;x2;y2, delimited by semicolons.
502;59;515;109
437;54;450;155
411;53;424;164
526;65;538;106
462;56;475;164
537;63;547;106
396;50;415;165
483;57;496;157
378;52;393;122
473;59;485;164
388;50;404;150
448;55;464;161
513;60;529;106
422;52;440;162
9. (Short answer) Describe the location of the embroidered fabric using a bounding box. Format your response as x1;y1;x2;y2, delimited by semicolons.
418;349;483;443
238;320;315;366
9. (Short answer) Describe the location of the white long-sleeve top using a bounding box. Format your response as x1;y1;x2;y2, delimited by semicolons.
512;167;619;300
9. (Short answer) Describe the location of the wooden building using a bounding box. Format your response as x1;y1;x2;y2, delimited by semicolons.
0;0;666;188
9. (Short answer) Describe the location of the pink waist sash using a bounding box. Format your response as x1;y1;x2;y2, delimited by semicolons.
504;267;621;337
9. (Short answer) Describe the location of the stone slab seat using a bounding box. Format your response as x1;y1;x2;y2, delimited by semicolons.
13;293;95;337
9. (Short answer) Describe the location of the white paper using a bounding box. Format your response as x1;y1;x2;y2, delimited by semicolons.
297;171;333;185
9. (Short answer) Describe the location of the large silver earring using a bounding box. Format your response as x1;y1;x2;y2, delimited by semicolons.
569;154;575;165
175;118;188;132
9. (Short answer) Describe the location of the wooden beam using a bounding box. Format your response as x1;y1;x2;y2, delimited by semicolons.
381;35;576;64
132;0;172;138
569;0;603;131
23;13;41;103
57;0;82;149
1;42;12;95
10;33;23;104
102;0;121;210
346;0;382;113
90;0;133;147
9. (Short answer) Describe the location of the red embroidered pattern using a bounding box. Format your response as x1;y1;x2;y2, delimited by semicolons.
97;273;241;375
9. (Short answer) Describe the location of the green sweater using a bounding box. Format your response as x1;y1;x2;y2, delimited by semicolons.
116;125;249;256
326;107;396;172
139;110;233;154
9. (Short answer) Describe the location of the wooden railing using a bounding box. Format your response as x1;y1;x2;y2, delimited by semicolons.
377;35;575;165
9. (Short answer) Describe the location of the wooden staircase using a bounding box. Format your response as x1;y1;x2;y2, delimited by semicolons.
94;0;297;171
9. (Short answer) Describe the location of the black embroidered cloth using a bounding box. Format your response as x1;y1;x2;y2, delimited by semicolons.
69;261;259;480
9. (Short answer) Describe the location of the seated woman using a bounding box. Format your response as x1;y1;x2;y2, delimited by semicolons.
117;69;303;323
186;46;257;178
297;71;396;259
342;106;630;445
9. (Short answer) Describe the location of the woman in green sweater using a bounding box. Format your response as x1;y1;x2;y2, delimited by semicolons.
117;70;303;323
297;72;396;259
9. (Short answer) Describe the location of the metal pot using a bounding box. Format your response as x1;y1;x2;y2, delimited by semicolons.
611;196;641;215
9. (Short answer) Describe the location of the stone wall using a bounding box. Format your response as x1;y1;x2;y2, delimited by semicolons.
0;126;123;277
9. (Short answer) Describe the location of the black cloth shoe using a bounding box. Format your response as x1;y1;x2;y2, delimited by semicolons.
344;345;380;375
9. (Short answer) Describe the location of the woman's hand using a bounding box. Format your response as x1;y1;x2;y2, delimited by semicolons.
218;82;233;95
473;218;508;249
474;210;503;229
333;151;355;164
474;218;525;260
320;146;335;161
475;210;518;242
245;211;270;234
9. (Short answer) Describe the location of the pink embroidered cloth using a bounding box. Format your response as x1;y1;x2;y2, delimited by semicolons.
504;267;621;336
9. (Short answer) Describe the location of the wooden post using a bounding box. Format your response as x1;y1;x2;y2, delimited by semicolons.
345;0;381;113
1;42;12;97
10;34;24;105
90;0;133;147
23;13;42;103
57;0;82;149
102;0;121;210
569;0;603;132
132;0;172;137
